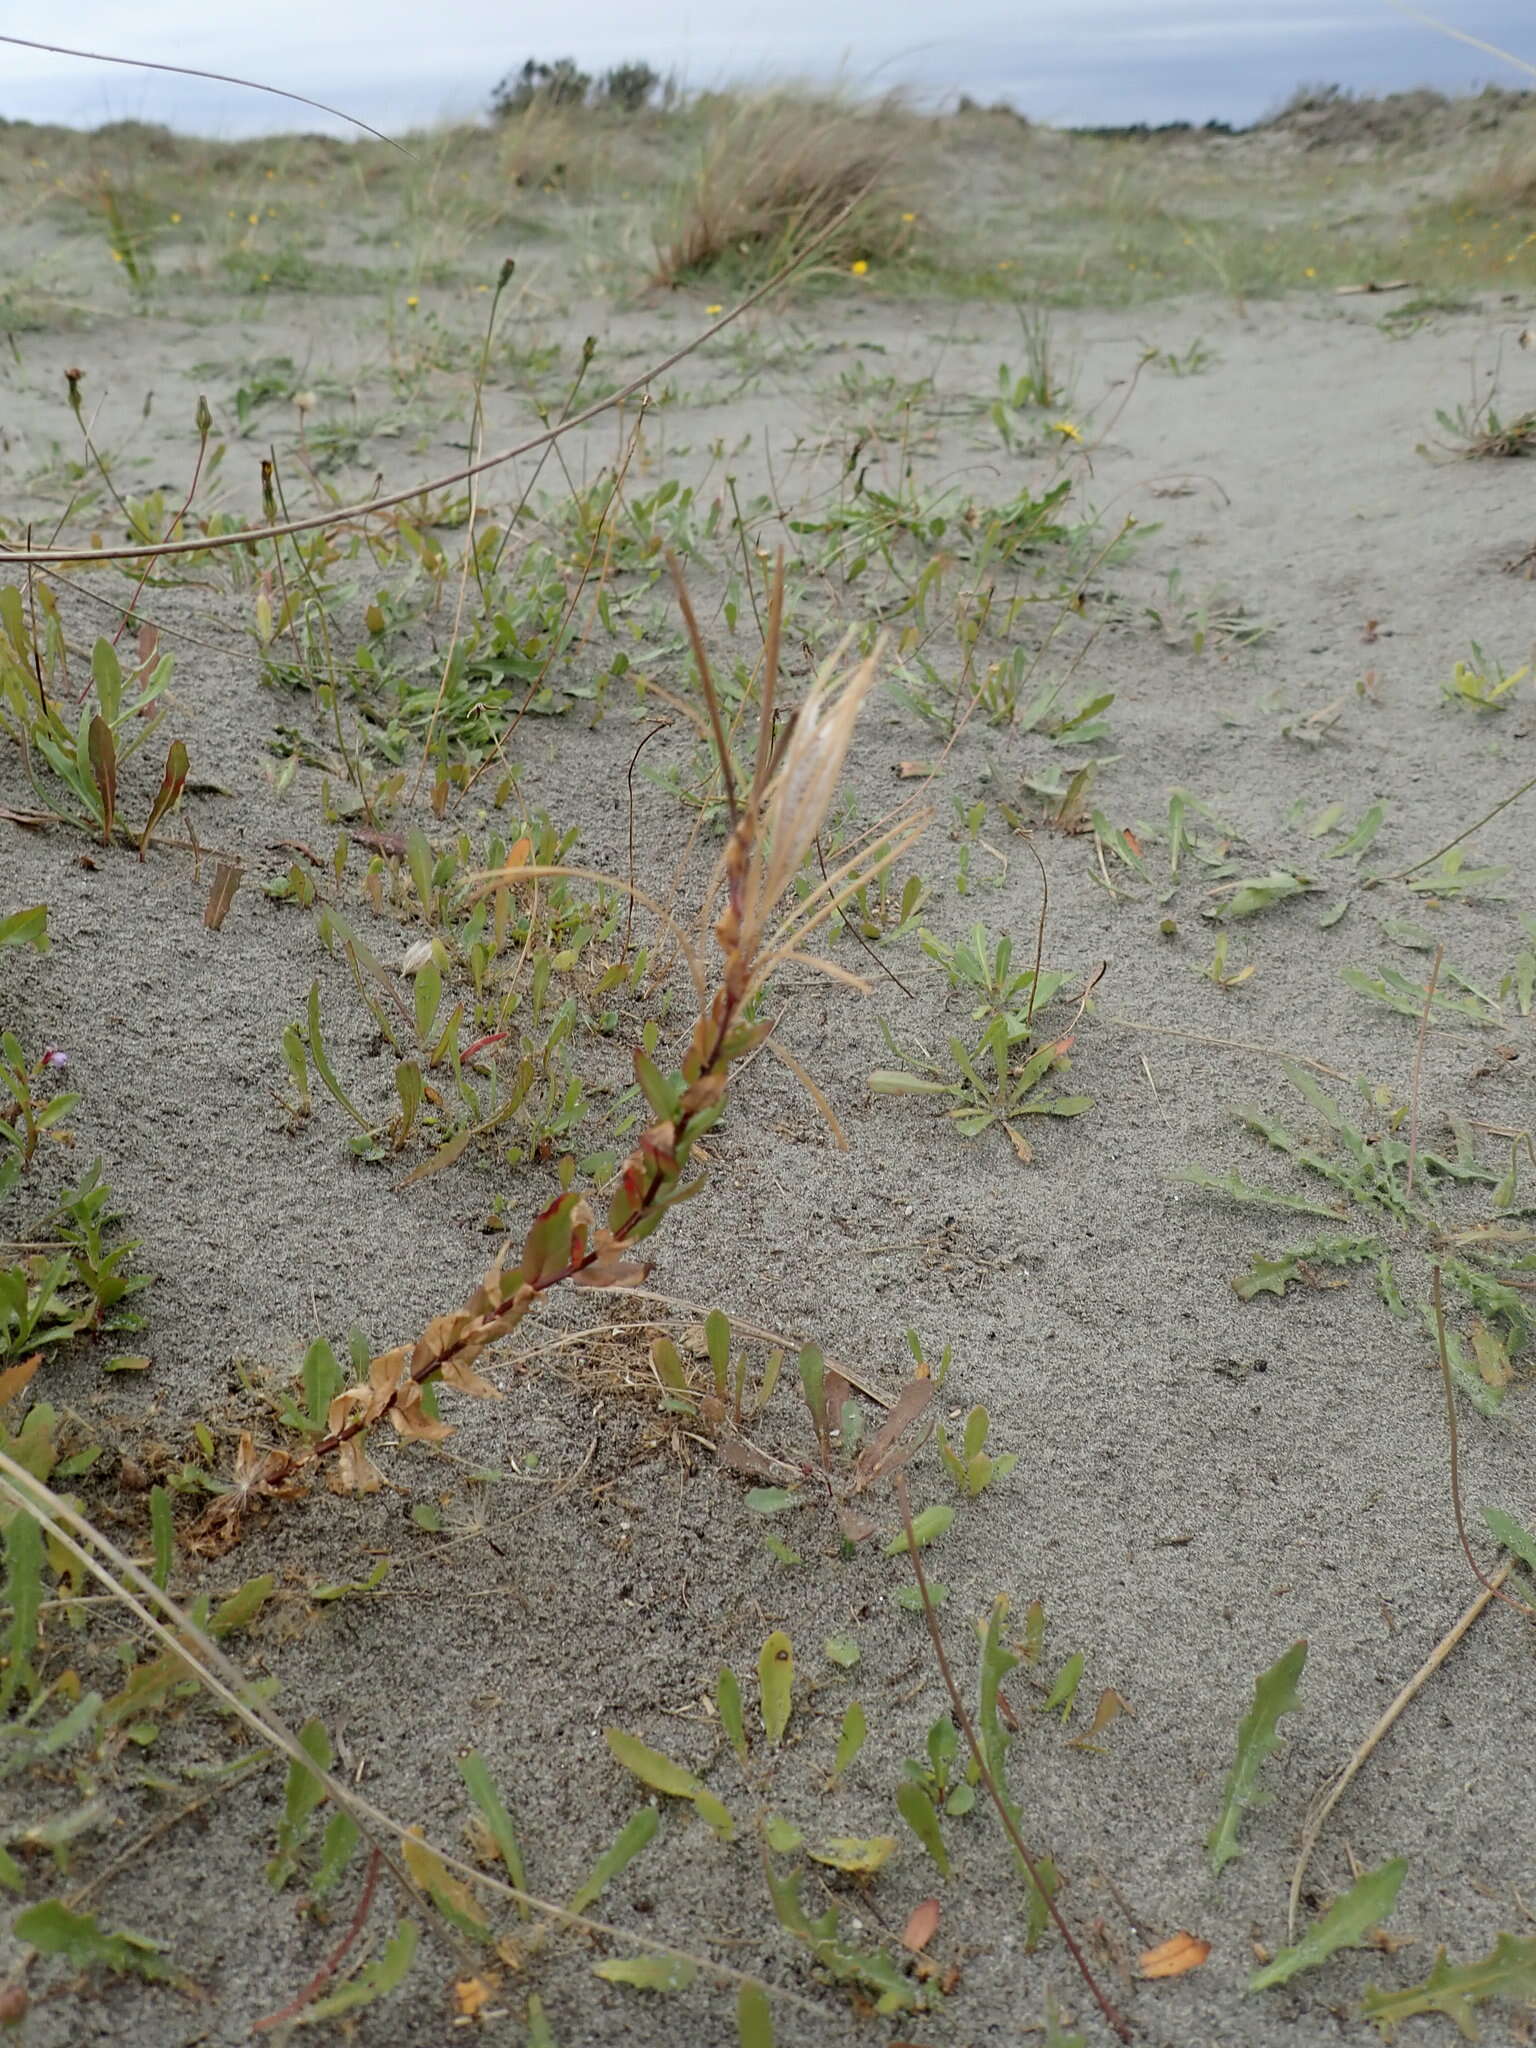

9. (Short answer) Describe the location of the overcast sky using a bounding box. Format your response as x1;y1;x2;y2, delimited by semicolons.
5;3;1533;134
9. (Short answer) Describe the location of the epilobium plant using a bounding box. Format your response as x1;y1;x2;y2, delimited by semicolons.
195;565;927;1524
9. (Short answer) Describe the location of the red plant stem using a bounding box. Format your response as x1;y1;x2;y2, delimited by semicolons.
308;976;747;1464
253;1847;381;2032
893;1475;1134;2043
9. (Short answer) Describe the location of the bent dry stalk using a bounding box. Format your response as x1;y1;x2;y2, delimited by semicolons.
192;585;928;1536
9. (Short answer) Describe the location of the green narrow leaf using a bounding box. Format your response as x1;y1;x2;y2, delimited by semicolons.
401;1832;490;1939
1250;1858;1407;1991
412;960;442;1046
300;1917;418;2020
704;1308;731;1399
281;1023;311;1112
526;1992;557;2047
895;1781;950;1876
1483;1507;1536;1576
208;1573;273;1638
604;1729;734;1840
406;827;435;914
594;1955;698;1992
883;1504;955;1555
1044;1652;1085;1719
301;1339;342;1432
1;1509;43;1709
87;715;116;844
90;637;123;721
1326;803;1385;862
312;1812;360;1899
738;1978;774;2048
148;1485;174;1591
458;1752;529;1918
305;983;372;1131
759;1631;793;1744
0;906;48;952
1024;1855;1060;1952
1208;1639;1308;1874
568;1807;659;1915
13;1899;184;1985
834;1701;866;1779
267;1717;331;1889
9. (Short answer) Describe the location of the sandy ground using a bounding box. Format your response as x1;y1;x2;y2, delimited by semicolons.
3;119;1536;2048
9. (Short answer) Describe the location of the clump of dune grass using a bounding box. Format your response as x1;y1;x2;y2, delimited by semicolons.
1456;141;1536;218
653;89;919;285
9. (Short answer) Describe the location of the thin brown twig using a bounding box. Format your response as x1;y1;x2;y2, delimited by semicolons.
0;34;414;151
1369;772;1536;885
1020;834;1050;1031
892;1475;1133;2042
623;721;672;959
5;213;864;570
1286;1559;1512;1939
1108;1017;1353;1082
0;1457;824;2018
112;411;213;647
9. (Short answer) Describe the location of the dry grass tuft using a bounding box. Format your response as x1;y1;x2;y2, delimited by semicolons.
1455;137;1536;217
652;89;919;284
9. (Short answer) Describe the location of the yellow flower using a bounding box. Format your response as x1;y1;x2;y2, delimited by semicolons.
1050;420;1082;441
110;249;123;263
706;303;723;315
850;259;869;276
168;210;182;224
406;294;420;309
901;211;916;223
247;212;260;226
1303;266;1317;278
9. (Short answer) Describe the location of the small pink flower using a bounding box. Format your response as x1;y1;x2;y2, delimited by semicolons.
41;1048;68;1069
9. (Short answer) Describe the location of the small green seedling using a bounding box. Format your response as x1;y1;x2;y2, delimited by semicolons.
1250;1858;1407;1993
1440;643;1528;712
938;1406;1016;1496
1363;1932;1536;2036
1208;1639;1307;1874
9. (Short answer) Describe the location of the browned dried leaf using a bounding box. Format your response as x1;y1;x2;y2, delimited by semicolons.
902;1898;941;1953
570;1251;651;1290
395;1127;472;1189
187;1432;304;1552
454;1976;496;2018
330;1434;385;1495
388;1380;456;1442
853;1377;933;1486
716;1436;796;1481
0;1353;43;1407
1138;1931;1211;1980
203;861;242;931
